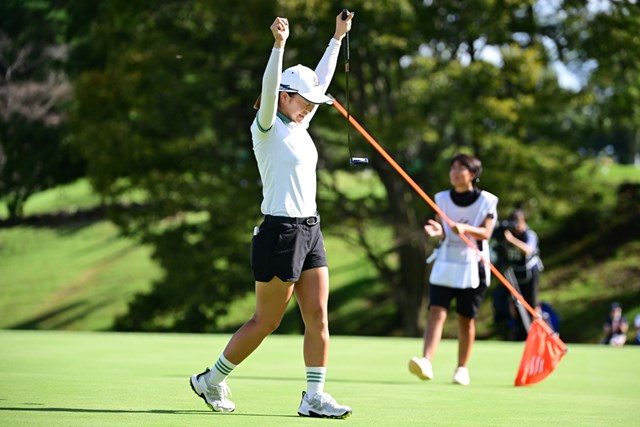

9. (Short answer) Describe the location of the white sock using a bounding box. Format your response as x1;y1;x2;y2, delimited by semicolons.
207;354;236;385
306;367;326;396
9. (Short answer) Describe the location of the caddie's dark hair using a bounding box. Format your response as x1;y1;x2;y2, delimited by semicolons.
451;153;482;185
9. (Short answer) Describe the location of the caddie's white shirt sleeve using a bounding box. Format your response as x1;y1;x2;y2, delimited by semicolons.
257;47;284;132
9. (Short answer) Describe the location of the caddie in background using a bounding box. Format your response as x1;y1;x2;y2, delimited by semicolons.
410;153;498;386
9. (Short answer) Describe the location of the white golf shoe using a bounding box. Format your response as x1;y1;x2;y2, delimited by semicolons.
297;391;352;419
190;368;235;412
452;366;470;386
408;357;434;380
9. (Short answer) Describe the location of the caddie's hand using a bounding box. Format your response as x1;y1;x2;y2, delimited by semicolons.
424;219;443;238
451;222;466;235
271;17;289;44
334;10;354;41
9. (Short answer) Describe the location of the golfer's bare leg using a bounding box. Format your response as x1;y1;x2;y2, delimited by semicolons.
222;277;294;364
457;315;475;367
423;305;448;360
294;266;330;367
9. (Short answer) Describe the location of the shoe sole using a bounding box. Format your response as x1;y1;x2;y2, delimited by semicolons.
298;410;352;419
408;358;433;380
452;378;470;386
452;367;470;386
189;375;235;413
297;391;351;419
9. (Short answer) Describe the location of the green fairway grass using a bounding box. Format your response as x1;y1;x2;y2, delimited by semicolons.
0;222;161;331
1;331;638;426
597;162;640;184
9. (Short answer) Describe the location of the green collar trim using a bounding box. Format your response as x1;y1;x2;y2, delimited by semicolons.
277;111;292;124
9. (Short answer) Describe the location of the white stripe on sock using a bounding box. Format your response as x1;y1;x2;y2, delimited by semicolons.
208;354;236;385
306;367;326;396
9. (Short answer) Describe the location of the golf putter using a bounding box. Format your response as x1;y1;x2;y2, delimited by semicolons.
341;9;368;167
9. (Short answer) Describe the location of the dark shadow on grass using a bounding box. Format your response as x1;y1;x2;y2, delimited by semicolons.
52;219;101;236
0;209;104;232
48;300;114;330
9;299;113;330
272;276;398;336
68;232;138;257
326;276;399;336
10;301;85;329
0;407;298;418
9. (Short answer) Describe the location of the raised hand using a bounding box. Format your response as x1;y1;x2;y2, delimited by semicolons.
271;17;289;47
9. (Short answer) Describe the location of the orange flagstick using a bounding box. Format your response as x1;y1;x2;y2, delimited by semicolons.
331;98;567;354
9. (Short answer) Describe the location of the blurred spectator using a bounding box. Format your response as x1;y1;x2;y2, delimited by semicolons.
536;302;560;334
601;302;628;346
491;209;543;340
634;314;640;345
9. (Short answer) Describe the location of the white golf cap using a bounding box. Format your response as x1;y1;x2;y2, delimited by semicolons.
279;64;333;105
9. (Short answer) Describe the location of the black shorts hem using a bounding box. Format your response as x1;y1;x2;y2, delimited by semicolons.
302;263;328;272
428;283;487;319
253;273;297;283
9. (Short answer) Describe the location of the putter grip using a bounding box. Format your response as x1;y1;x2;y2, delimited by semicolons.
342;9;350;62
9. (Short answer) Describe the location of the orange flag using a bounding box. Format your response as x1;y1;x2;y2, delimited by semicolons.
514;319;567;386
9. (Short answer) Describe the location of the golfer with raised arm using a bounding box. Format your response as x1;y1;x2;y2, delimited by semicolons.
190;11;354;419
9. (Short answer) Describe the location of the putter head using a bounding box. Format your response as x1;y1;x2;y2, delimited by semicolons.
350;157;369;166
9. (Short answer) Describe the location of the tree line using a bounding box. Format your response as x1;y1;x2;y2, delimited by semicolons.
1;0;639;335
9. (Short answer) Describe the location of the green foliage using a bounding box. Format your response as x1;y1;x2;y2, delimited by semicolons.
0;0;69;50
69;0;279;331
555;0;640;162
303;0;609;334
65;0;640;334
0;119;82;218
0;0;84;218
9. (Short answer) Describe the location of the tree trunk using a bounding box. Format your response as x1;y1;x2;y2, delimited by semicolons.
395;241;429;336
377;161;432;336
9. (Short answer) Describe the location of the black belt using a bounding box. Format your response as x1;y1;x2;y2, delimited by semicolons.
264;213;320;226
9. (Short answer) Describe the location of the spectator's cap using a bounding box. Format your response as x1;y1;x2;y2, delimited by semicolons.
279;65;333;105
611;302;621;310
